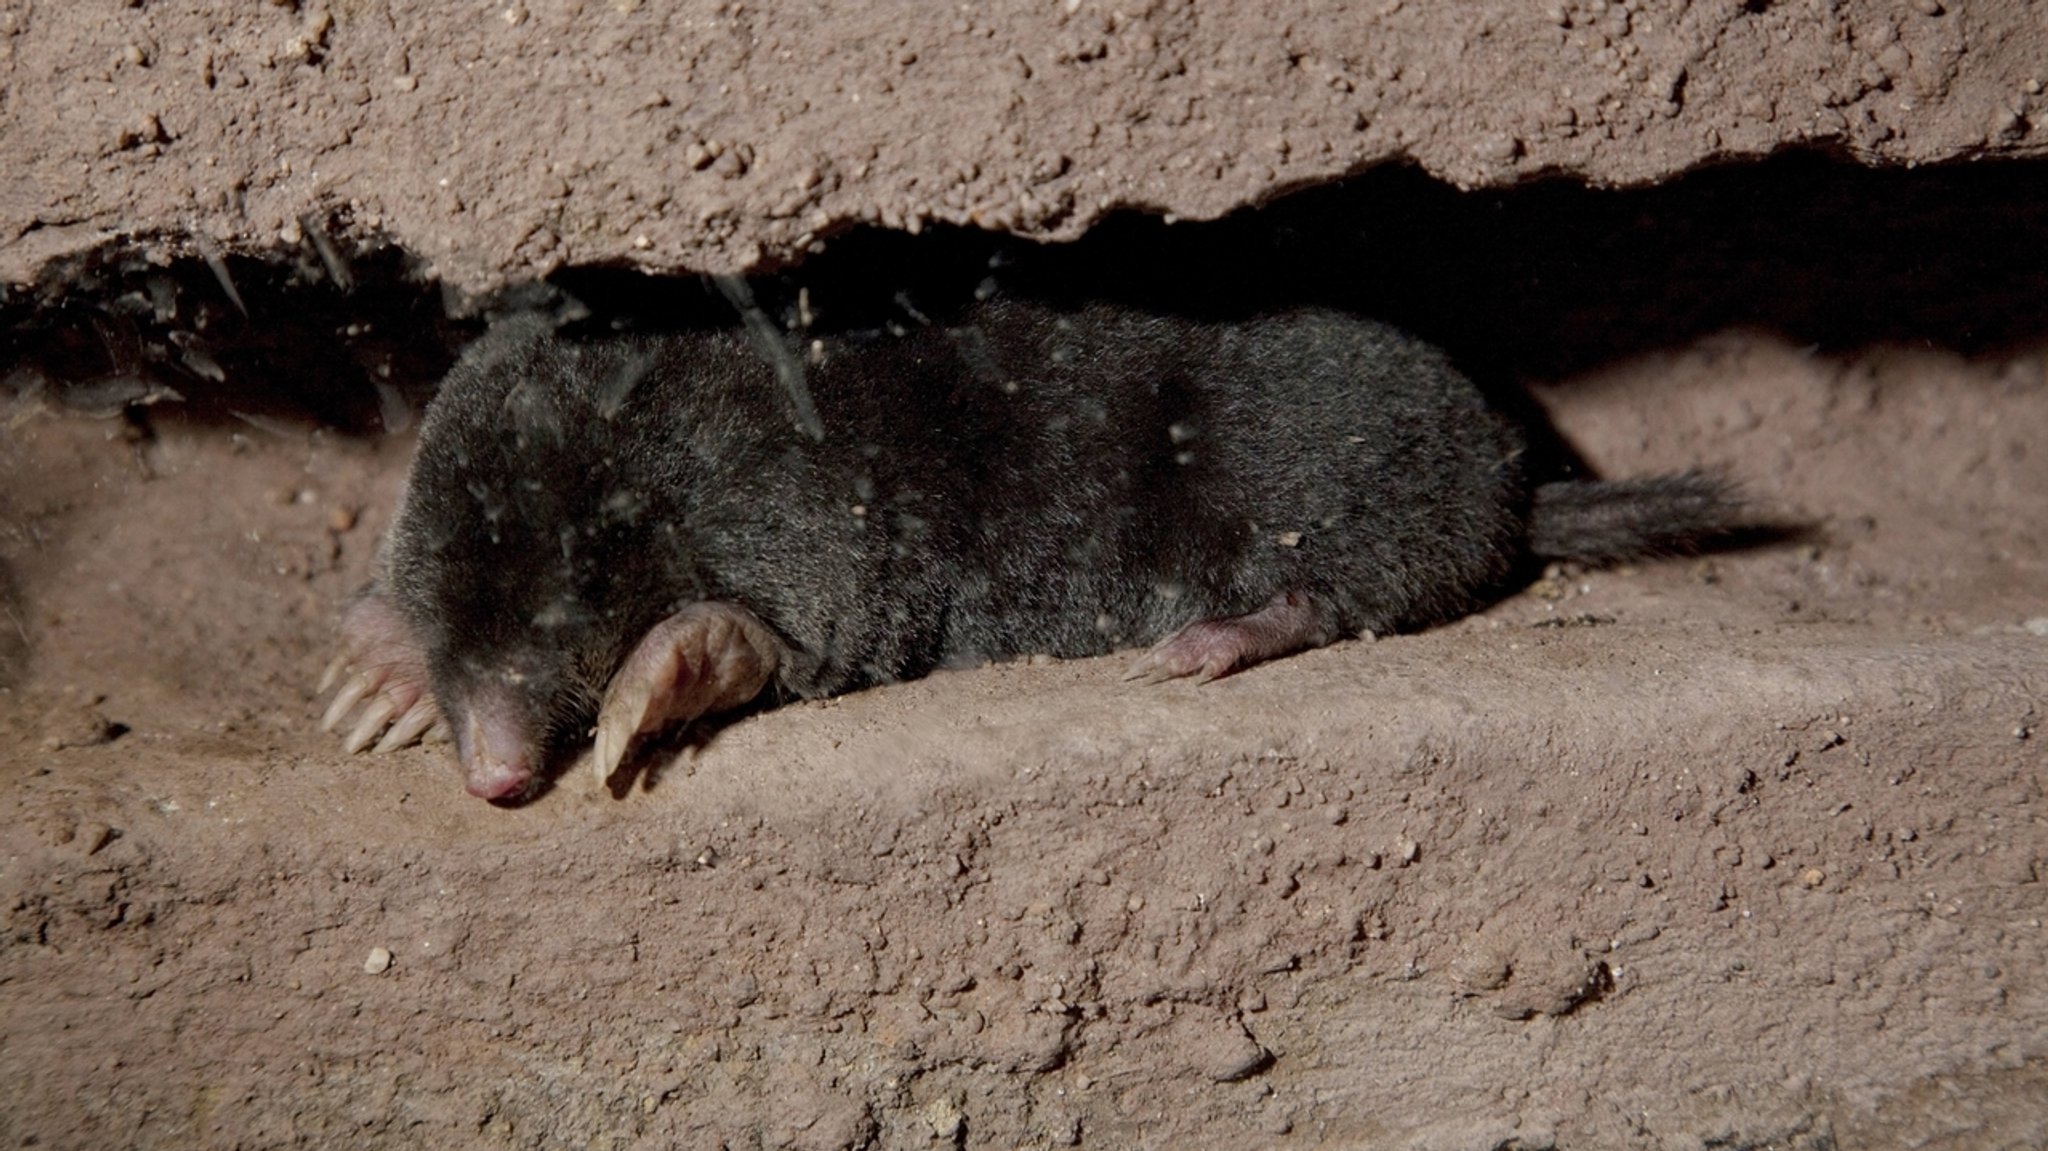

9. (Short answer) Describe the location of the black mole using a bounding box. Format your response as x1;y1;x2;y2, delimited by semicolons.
321;298;1744;800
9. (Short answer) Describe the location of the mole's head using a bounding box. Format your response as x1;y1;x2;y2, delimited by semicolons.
385;324;703;800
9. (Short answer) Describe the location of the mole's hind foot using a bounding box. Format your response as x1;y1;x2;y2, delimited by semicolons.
1125;591;1343;684
319;591;446;754
591;602;786;786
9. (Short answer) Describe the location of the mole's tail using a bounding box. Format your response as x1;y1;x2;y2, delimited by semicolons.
1527;473;1751;564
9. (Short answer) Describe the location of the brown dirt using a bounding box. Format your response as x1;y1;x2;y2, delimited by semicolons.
2;1;2046;1143
3;254;2046;1144
3;0;2046;292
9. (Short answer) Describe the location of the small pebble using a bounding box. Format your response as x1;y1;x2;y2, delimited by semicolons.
1196;1026;1270;1082
1450;947;1511;991
77;821;116;855
363;947;394;974
1475;132;1522;163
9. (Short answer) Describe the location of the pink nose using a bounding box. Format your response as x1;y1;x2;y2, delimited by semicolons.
457;707;537;800
463;756;534;800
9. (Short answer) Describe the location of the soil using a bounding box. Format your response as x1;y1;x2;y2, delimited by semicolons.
1;0;2045;1141
3;0;2046;292
3;162;2047;1148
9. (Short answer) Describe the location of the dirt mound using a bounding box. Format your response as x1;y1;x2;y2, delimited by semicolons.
4;259;2045;1144
4;1;2046;291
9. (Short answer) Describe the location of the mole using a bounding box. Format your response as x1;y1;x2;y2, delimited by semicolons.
319;298;1746;801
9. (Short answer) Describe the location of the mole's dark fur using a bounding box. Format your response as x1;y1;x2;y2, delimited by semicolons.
352;298;1743;798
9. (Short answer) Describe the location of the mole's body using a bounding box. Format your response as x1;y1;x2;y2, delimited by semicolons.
322;299;1740;801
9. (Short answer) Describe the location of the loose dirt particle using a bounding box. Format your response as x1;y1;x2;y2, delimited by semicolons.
1188;1020;1270;1083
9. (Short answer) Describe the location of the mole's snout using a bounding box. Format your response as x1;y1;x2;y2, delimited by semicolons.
454;698;540;801
463;756;533;801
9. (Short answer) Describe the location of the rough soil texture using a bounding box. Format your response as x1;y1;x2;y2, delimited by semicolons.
3;158;2046;1147
4;0;2048;293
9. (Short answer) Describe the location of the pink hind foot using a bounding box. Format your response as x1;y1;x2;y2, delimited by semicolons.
1125;590;1343;684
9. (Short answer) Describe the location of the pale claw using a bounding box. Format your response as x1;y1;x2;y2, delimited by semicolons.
592;727;624;786
375;697;442;754
589;638;667;782
321;668;380;733
593;668;660;784
343;695;399;754
317;651;348;695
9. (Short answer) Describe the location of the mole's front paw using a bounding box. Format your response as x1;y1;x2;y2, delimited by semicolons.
1125;590;1343;684
591;602;786;785
319;591;446;754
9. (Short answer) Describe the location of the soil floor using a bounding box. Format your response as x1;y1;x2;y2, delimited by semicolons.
3;147;2048;1151
2;306;2045;1148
